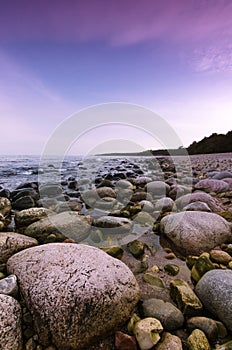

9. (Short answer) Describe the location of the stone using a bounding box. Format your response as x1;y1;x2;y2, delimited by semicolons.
101;246;124;259
93;216;132;232
134;317;163;350
12;195;35;210
170;279;203;316
187;317;218;343
187;329;211;350
131;191;151;202
212;171;232;180
7;243;140;350
155;332;183;350
133;212;154;226
11;188;39;201
210;249;232;265
183;201;212;212
175;192;223;212
160;211;232;256
115;331;138;350
127;313;141;334
196;270;232;332
0;197;11;229
223;178;232;190
25;337;37;350
215;340;232;350
164;264;180;276
191;254;215;283
0;232;38;264
39;184;63;197
194;179;229;193
115;179;134;189
0;294;23;350
127;240;145;258
0;274;18;297
146;181;169;197
143;273;165;289
154;197;175;212
133;177;153;186
142;298;184;331
96;186;116;198
139;200;154;213
14;207;54;228
25;211;91;243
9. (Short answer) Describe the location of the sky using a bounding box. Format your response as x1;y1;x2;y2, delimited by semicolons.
0;0;231;155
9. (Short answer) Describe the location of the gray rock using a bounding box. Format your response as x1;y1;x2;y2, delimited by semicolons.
39;184;63;197
24;211;91;243
96;186;116;198
0;274;18;297
196;270;232;332
142;298;184;331
7;243;140;350
194;179;229;193
0;197;11;229
160;211;232;256
212;171;232;180
154;197;175;212
187;316;218;343
0;232;38;264
183;201;212;212
115;179;133;189
12;195;35;210
0;294;22;350
223;178;232;190
93;216;132;232
146;181;170;197
175;192;223;212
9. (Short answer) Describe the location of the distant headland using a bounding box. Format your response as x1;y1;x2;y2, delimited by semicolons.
97;130;232;156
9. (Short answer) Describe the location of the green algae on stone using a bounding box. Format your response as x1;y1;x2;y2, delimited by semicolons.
101;246;124;259
164;264;180;276
186;256;199;270
170;279;203;316
187;329;211;350
127;313;141;334
191;254;215;283
127;240;145;259
143;273;166;289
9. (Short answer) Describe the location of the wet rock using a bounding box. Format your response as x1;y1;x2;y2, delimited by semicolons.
191;253;215;283
212;171;232;180
187;317;218;343
141;298;184;331
101;246;124;259
164;264;180;276
145;181;169;198
131;191;151;202
0;232;38;264
96;186;116;198
93;216;132;232
175;192;223;212
223;178;232;191
25;211;91;243
115;331;138;350
115;179;134;189
11;188;39;201
15;207;54;228
134;317;163;350
156;332;183;350
196;270;232;332
7;243;140;350
12;195;35;210
127;240;145;259
0;188;11;199
39;184;63;197
215;340;232;350
154;197;175;212
170;279;203;316
143;273;165;289
194;179;229;193
210;249;232;265
0;294;23;350
139;200;154;213
133;212;154;226
187;329;210;350
132;177;153;186
0;197;11;229
160;211;232;256
0;274;18;297
183;201;212;212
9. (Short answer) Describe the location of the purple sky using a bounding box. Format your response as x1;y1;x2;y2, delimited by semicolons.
0;0;231;155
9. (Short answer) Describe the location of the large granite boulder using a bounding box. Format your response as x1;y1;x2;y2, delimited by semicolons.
0;294;22;350
160;211;231;256
196;270;232;332
7;243;140;350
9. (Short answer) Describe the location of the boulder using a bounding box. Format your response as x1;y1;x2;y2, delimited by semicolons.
7;243;140;350
196;270;232;332
0;232;38;264
0;294;22;350
160;211;232;256
24;211;91;243
175;192;223;212
194;179;229;193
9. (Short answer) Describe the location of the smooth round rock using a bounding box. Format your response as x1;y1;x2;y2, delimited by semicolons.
0;274;18;297
194;179;229;193
175;192;223;212
156;332;183;350
0;232;38;264
0;294;23;350
142;298;184;331
183;201;211;212
196;270;232;332
160;211;232;256
14;207;54;228
7;243;140;350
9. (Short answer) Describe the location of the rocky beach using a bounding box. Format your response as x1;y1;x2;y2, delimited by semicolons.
0;153;232;350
